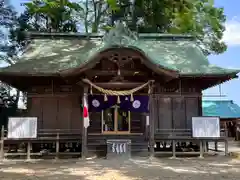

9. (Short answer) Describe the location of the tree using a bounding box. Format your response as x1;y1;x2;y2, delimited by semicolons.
75;0;111;33
24;0;83;32
0;0;18;64
105;0;227;55
5;0;85;64
0;0;85;110
0;0;19;111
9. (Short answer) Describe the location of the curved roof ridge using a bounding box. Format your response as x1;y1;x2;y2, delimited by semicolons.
25;32;195;41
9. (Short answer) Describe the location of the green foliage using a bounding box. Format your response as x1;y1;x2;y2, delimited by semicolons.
0;0;18;64
24;0;83;32
0;0;20;110
106;0;227;54
106;0;119;11
1;0;229;60
5;0;84;63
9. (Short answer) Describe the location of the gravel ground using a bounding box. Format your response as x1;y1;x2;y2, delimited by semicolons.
0;157;239;180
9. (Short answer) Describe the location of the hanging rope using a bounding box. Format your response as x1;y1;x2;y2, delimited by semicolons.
82;78;153;97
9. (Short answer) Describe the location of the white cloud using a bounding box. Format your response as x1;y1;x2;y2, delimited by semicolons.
222;17;240;46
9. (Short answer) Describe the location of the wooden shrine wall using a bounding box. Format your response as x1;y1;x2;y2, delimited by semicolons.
150;83;202;132
27;95;82;131
26;85;83;131
150;95;201;132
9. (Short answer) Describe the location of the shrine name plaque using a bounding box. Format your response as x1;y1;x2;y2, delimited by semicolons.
106;139;131;159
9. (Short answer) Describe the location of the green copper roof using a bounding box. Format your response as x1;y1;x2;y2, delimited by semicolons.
202;100;240;118
0;23;239;76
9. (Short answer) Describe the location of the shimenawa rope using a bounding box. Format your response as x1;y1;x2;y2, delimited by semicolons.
82;78;153;102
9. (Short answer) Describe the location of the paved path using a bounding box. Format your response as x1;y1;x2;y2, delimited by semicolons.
0;157;239;180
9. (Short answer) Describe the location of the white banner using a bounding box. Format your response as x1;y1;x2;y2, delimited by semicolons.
83;95;89;128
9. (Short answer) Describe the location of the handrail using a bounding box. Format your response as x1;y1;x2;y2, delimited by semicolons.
154;128;228;139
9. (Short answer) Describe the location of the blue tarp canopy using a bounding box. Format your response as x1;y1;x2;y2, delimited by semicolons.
202;100;240;119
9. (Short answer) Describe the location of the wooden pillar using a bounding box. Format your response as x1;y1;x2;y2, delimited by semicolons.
224;122;228;137
225;139;229;156
55;133;59;159
145;115;150;140
81;86;89;159
214;141;218;151
0;126;4;160
198;95;203;116
199;140;204;158
27;142;31;160
236;119;240;141
203;141;207;152
172;140;176;158
224;121;229;156
149;94;155;157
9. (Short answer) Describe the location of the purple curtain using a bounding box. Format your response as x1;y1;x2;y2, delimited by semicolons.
88;95;149;113
119;95;149;113
88;95;116;112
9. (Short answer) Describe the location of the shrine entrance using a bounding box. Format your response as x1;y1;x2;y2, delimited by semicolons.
80;44;156;156
102;105;131;134
88;94;149;135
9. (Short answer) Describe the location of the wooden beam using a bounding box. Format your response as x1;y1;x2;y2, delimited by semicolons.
85;70;148;76
93;82;146;89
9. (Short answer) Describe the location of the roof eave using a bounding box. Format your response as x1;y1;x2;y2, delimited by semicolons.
25;31;104;40
0;71;59;77
179;72;239;78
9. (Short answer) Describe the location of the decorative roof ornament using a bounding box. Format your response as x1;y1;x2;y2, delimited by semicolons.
103;21;138;47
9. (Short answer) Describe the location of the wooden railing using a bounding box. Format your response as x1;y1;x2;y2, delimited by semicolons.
0;127;82;160
153;128;229;158
155;128;228;139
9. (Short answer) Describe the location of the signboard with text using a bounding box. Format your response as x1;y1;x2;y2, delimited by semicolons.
192;116;220;138
7;117;38;139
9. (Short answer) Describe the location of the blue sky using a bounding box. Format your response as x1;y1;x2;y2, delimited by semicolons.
10;0;240;104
